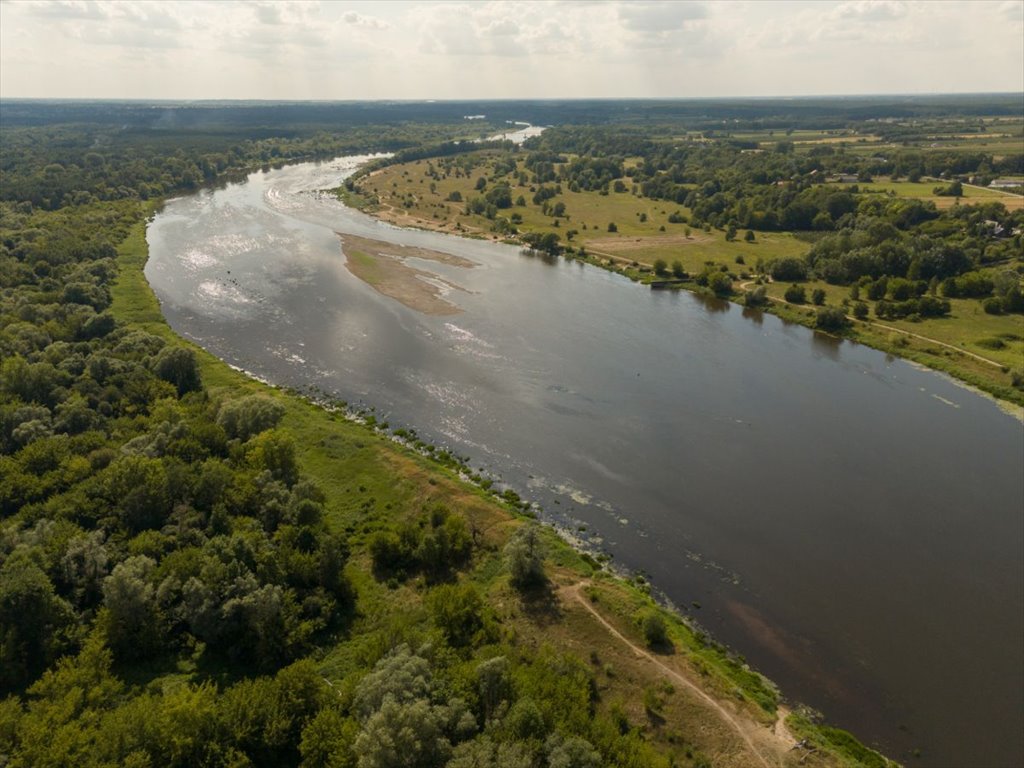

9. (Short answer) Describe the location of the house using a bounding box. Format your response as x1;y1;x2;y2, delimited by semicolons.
989;178;1023;189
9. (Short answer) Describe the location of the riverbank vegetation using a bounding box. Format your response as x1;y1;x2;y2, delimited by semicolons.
343;116;1023;407
0;101;902;767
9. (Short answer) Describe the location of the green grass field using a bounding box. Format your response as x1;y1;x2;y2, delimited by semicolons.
364;154;812;272
854;179;1023;210
718;118;1024;159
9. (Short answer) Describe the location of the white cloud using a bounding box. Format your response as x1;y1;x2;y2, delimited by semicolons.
618;1;708;32
410;2;585;58
342;10;389;29
997;0;1023;19
0;0;1020;99
834;0;907;20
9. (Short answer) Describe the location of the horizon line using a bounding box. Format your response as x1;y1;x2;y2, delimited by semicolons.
1;91;1022;105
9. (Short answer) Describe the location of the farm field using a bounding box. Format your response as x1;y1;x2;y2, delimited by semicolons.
855;179;1024;210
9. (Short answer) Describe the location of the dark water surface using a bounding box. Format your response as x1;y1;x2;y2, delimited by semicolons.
146;158;1024;767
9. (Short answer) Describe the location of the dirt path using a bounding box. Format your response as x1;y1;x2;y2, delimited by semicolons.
736;280;1003;368
561;582;794;768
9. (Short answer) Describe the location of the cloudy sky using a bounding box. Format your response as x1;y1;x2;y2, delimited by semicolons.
1;0;1022;100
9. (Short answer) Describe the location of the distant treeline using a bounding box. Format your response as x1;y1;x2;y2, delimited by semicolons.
3;93;1022;131
0;122;486;210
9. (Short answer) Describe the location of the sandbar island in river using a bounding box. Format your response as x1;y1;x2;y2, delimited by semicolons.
338;233;476;315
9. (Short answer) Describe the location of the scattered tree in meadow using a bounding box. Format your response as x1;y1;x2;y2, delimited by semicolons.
771;258;808;282
639;609;669;649
784;284;807;304
505;524;546;590
816;306;850;331
706;270;732;296
745;285;768;307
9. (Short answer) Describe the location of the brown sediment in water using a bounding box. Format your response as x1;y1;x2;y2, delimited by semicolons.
337;233;476;315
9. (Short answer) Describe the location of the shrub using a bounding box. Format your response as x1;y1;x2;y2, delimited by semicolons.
976;337;1006;350
866;278;888;301
428;583;493;648
217;396;285;441
983;297;1003;315
639;610;669;648
607;222;617;233
771;258;808;282
745;286;767;307
152;346;201;396
706;271;732;296
816;306;849;331
653;259;668;276
784;284;806;303
505;524;546;590
812;288;826;306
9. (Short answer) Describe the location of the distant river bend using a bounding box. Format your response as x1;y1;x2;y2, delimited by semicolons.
146;156;1024;768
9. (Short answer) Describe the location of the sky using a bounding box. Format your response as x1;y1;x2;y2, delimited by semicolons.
1;0;1022;100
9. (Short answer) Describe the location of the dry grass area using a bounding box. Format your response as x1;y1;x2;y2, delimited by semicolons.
933;194;1023;211
586;232;715;252
495;571;839;768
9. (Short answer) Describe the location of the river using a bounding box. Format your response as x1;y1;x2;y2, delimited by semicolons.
145;156;1024;767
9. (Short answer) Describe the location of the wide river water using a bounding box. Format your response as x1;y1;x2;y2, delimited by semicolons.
146;156;1024;766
